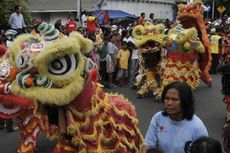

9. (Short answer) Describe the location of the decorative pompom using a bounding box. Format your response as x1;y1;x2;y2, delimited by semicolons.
25;77;33;86
184;42;191;50
16;73;34;89
37;22;60;41
0;94;33;109
9;68;19;80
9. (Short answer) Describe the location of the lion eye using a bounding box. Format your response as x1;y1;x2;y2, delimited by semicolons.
137;30;142;36
48;54;77;76
4;83;11;94
15;52;33;72
0;61;10;80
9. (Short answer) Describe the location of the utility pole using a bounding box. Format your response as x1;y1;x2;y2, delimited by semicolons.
77;0;81;21
212;0;215;19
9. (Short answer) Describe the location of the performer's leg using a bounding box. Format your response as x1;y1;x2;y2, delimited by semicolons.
0;119;5;130
137;82;148;98
137;71;155;98
6;119;14;132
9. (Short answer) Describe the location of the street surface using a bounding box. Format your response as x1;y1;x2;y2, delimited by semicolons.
0;74;225;153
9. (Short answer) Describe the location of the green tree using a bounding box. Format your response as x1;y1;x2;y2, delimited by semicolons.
0;0;32;30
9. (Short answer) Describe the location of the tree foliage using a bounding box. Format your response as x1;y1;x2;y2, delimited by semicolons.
0;0;32;30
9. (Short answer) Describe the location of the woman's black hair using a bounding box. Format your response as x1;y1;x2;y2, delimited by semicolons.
147;148;165;153
140;12;145;17
185;136;223;153
87;33;96;42
149;13;154;19
15;4;20;11
121;29;129;41
161;81;194;120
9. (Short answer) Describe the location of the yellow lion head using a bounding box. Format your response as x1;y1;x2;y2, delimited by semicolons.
9;24;93;106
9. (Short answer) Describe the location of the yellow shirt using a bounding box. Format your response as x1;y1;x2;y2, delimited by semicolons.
210;35;222;54
117;49;130;69
96;34;102;45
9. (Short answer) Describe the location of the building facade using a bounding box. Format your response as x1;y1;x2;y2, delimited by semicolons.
101;0;177;20
26;0;98;24
26;0;187;24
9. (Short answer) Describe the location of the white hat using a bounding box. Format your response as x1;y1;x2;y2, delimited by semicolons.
5;29;17;36
111;25;118;31
210;28;216;34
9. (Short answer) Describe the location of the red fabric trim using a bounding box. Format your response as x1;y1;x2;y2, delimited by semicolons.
0;94;33;108
70;78;94;112
0;111;27;119
167;52;197;63
225;96;230;104
0;45;7;55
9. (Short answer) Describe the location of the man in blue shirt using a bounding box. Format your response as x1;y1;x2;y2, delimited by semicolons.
8;4;26;34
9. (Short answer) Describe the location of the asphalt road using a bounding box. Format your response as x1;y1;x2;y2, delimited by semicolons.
0;74;225;153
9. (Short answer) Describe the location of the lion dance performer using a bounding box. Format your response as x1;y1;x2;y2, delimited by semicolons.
0;43;53;153
218;49;230;127
176;0;212;87
132;22;165;98
218;21;230;127
8;22;144;153
161;22;205;93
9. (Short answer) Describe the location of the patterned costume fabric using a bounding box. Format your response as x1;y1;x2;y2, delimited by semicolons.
0;47;51;153
176;0;212;87
132;22;165;98
162;24;205;93
218;37;230;127
8;22;143;153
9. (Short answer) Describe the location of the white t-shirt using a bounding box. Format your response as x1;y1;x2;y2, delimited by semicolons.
81;14;87;28
123;37;129;43
131;49;139;59
145;111;208;153
127;37;139;59
107;42;118;55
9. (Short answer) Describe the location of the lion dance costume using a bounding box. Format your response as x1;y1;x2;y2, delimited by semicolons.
162;23;205;91
132;22;165;98
0;36;54;153
155;0;212;98
8;22;143;153
218;20;230;127
176;0;212;87
218;51;230;127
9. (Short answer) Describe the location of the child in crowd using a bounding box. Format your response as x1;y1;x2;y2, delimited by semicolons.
116;41;130;86
66;14;77;35
127;37;139;84
87;33;100;69
185;136;223;153
95;27;103;46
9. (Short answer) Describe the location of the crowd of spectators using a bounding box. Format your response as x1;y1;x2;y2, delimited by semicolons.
1;4;230;153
